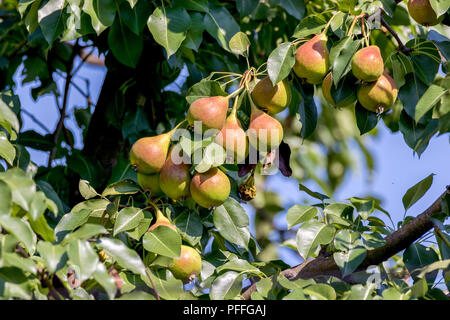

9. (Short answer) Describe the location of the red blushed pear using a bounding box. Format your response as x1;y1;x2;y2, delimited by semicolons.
251;76;292;114
357;73;398;113
214;108;248;164
159;147;191;200
129;123;184;174
408;0;441;26
169;245;202;283
293;33;329;84
190;167;230;208
137;173;163;196
148;208;176;231
187;96;229;133
247;103;283;152
351;46;384;82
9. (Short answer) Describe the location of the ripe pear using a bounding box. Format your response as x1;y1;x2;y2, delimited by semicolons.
149;208;176;231
187;96;229;132
137;173;163;196
248;104;283;152
351;46;384;82
159;148;191;200
251;77;292;114
214;109;248;164
190;167;230;208
129;131;172;174
169;245;202;283
293;33;329;84
408;0;440;26
357;73;398;113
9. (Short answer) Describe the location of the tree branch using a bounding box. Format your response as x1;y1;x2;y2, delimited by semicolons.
241;186;450;300
379;16;412;55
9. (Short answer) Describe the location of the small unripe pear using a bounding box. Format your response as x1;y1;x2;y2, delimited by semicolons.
190;168;230;208
129;132;172;174
251;77;292;114
293;33;329;84
137;173;163;196
214;110;248;164
169;245;202;283
159;148;190;200
357;73;398;113
187;96;229;133
149;209;176;231
351;46;384;82
248;104;283;151
322;72;356;108
408;0;440;26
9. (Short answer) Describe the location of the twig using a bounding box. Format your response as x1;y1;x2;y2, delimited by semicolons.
145;269;160;300
21;109;50;133
379;15;412;55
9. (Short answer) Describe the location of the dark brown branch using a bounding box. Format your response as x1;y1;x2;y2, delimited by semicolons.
242;187;450;300
379;16;412;55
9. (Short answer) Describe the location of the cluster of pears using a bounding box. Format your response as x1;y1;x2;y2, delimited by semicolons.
408;0;442;26
292;32;397;113
150;209;202;283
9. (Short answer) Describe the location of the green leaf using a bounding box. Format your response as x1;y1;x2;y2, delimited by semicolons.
97;238;146;276
173;210;203;246
298;184;329;201
349;197;374;220
398;73;428;120
0;94;20;135
236;0;258;17
108;16;143;67
429;0;450;16
0;133;16;165
411;278;428;298
0;168;36;211
147;6;191;58
333;240;367;277
186;80;228;104
402;174;434;212
37;241;67;273
82;0;107;34
54;209;91;242
399;111;438;156
0;215;36;254
216;259;261;275
292;13;327;38
267;42;295;85
304;283;336;300
330;37;362;86
272;0;305;20
210;271;242;300
324;203;354;226
2;252;37;274
93;0;116;26
28;215;55;242
37;0;66;44
146;268;184;300
277;273;315;290
355;102;379;135
178;0;209;13
416;259;450;280
93;262;117;299
127;210;152;241
61;223;107;245
79;179;99;200
286;205;319;228
229;32;250;57
348;283;376;300
67;240;99;282
114;207;144;236
297;83;318;139
296;221;335;259
0;180;12;215
283;289;306;300
143;226;182;258
203;6;240;52
183;12;204;52
28;191;48;221
213;200;250;249
404;243;439;283
414;85;447;123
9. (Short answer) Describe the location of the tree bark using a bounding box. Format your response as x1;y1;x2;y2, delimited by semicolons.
241;187;450;300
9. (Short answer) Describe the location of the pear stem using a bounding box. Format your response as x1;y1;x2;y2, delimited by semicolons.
361;17;370;47
347;14;365;37
168;119;187;137
230;94;240;114
227;86;245;99
321;11;339;35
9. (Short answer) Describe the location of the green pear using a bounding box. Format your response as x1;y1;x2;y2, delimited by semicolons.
293;33;329;84
351;46;384;82
357;73;398;113
169;245;202;283
159;148;191;200
251;76;292;114
408;0;440;26
187;96;229;133
190;167;230;208
137;173;163;196
248;104;283;152
130;131;172;174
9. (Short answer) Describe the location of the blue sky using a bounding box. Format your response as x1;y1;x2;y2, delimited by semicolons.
15;58;450;266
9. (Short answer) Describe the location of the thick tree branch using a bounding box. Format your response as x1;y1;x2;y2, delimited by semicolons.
242;187;450;300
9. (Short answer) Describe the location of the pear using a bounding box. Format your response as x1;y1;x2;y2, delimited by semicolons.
293;33;329;84
247;104;283;152
159;148;191;200
169;245;202;283
187;96;229;133
251;76;292;114
214;109;248;164
149;208;176;231
351;46;384;82
357;73;398;113
408;0;440;26
137;173;163;196
322;72;356;107
130;130;173;174
190;167;230;208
